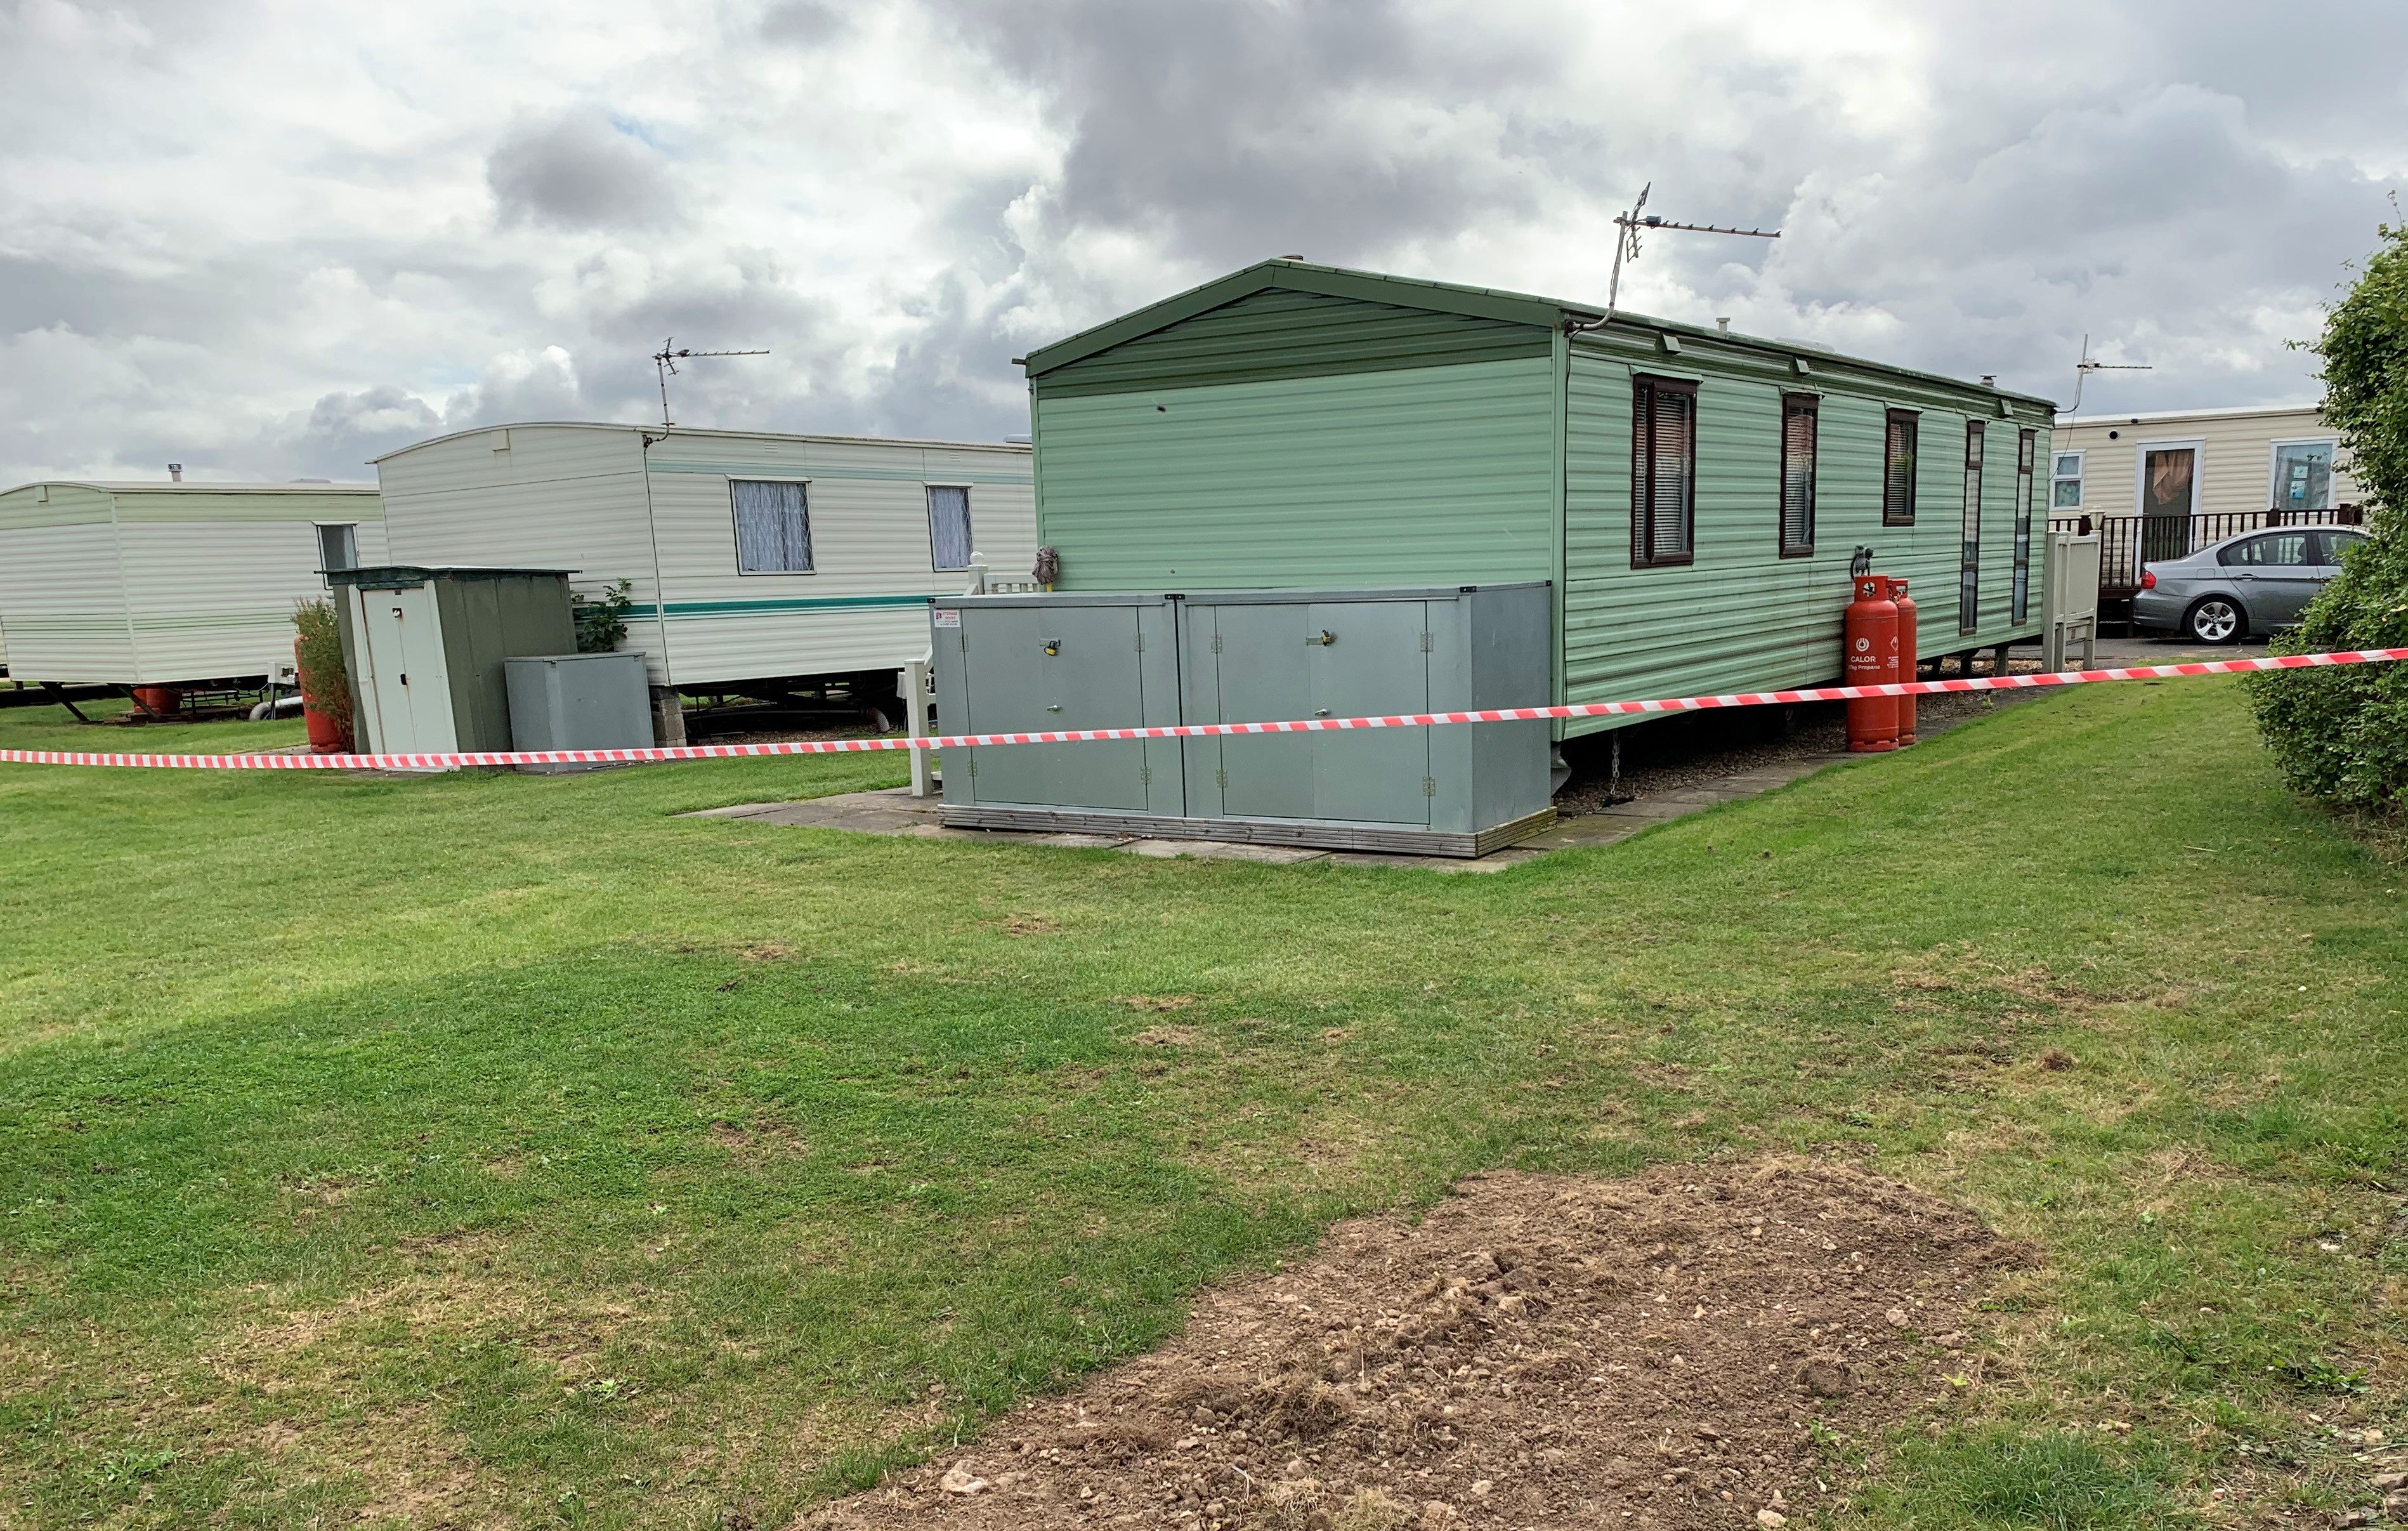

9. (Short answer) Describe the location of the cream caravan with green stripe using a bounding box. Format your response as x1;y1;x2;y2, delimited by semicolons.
1021;260;2054;737
0;480;384;685
369;424;1036;690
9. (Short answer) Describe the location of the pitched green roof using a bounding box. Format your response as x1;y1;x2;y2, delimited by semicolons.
1019;258;2057;410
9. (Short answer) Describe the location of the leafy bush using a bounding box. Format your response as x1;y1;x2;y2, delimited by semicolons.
291;597;353;749
575;579;636;654
2248;218;2408;812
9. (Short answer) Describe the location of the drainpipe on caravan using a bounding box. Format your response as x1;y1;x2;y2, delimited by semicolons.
635;429;686;746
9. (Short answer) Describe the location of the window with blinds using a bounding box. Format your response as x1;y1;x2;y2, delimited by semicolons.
2011;429;2036;623
926;485;973;571
731;480;813;573
1958;421;1985;634
1630;376;1698;568
1883;409;1919;526
1779;393;1817;558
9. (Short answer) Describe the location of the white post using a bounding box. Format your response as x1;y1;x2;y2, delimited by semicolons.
904;655;933;797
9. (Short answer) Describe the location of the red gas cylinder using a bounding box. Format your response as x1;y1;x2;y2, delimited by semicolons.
1888;575;1919;746
130;685;181;718
1843;574;1899;752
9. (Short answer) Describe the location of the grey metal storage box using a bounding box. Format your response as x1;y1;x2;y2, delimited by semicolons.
931;584;1552;856
932;593;1188;817
505;652;653;765
329;566;577;754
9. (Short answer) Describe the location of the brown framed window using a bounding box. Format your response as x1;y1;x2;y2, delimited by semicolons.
1631;375;1698;568
1779;393;1817;558
1958;420;1985;634
1882;409;1919;526
2012;428;2036;622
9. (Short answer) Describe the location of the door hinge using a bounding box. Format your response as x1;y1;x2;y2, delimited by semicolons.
1419;631;1433;652
965;755;976;777
1214;768;1228;790
1139;765;1152;786
1134;631;1145;652
1210;633;1223;654
1421;775;1437;797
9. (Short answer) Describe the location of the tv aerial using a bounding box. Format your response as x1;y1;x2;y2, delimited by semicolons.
1574;182;1782;332
2063;333;2150;417
651;338;769;430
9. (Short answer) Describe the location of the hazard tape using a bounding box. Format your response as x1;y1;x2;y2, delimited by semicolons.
3;648;2402;772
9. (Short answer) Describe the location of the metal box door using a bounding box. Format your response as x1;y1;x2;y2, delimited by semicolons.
351;583;456;753
1306;599;1431;824
1201;599;1432;825
1203;603;1314;820
960;605;1151;809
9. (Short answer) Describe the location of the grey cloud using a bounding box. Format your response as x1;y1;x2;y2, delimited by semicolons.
6;1;2402;487
285;385;445;476
933;0;1559;268
1696;82;2393;408
487;109;681;232
760;0;846;45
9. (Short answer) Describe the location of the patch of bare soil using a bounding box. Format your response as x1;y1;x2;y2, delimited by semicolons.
799;1158;2023;1531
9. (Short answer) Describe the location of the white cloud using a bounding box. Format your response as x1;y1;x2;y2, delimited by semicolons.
0;0;2400;486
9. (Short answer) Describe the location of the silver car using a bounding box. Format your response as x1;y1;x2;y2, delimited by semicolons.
2133;526;2369;643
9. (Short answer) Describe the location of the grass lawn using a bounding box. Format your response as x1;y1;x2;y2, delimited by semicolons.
0;682;2402;1529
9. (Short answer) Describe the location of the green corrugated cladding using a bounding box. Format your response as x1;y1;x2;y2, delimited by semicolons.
1032;365;1559;590
1028;266;2050;735
1559;334;2049;730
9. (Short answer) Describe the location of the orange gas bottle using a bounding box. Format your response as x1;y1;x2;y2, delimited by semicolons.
1843;573;1899;752
1888;575;1918;746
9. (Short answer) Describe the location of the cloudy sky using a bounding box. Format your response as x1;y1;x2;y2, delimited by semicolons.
3;0;2402;485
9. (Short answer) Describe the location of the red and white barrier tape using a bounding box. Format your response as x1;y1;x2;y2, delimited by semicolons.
4;648;2402;772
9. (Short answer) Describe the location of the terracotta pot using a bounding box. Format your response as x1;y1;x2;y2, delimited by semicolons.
303;701;346;752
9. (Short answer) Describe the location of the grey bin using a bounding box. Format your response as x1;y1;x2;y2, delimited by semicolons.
504;652;654;771
931;584;1552;857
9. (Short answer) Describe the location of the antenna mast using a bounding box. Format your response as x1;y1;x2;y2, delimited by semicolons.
651;339;771;430
2063;333;2150;417
1576;182;1781;333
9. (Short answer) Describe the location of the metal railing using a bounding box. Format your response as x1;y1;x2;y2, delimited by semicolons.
2048;507;2365;597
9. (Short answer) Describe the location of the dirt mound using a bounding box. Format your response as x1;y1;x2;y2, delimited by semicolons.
800;1159;2023;1530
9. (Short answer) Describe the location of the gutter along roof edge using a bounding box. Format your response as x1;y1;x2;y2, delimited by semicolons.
368;422;1034;466
1;481;378;496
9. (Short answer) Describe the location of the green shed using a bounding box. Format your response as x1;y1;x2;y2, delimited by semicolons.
1019;259;2055;736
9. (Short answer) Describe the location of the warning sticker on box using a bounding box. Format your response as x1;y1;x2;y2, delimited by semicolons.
932;608;960;628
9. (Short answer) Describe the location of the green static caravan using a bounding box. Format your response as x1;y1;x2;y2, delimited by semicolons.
369;424;1038;706
0;480;385;687
1019;260;2056;737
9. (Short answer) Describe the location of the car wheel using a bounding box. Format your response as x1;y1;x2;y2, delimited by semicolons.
2185;596;2245;644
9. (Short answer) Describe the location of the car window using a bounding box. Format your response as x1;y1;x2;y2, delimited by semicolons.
2220;533;2312;567
2312;530;2367;564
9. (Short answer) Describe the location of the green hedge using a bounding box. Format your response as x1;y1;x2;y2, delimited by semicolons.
2246;513;2408;811
2247;218;2408;813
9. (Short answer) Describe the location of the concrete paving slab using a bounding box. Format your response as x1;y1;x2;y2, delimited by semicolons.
683;731;1896;869
1118;839;1331;864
